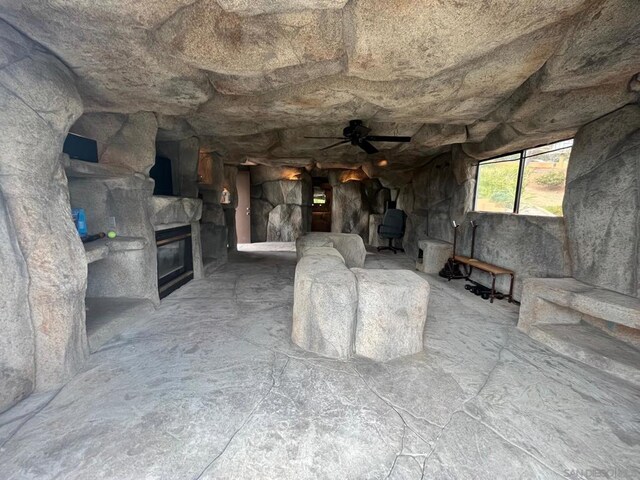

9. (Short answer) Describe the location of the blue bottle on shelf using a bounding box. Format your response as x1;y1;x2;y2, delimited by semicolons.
72;208;88;238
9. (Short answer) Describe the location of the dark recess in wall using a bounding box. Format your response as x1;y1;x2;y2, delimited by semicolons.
63;133;98;163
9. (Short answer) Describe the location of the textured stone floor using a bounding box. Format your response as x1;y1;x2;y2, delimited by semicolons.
1;243;638;479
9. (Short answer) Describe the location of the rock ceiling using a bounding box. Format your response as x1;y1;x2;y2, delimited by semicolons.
1;0;639;170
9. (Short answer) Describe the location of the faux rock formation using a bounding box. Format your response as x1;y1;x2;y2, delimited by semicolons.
267;204;304;242
292;254;358;359
0;197;34;412
1;1;637;170
416;239;453;275
0;22;88;394
564;105;640;297
352;269;430;362
332;182;370;241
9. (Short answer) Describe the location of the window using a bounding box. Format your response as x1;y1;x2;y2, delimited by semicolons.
474;139;572;216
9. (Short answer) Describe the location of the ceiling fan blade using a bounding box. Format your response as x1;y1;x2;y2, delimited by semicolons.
304;136;346;139
358;140;379;154
320;140;351;151
365;135;412;143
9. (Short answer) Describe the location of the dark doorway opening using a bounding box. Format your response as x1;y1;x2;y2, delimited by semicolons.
311;177;332;232
150;156;173;196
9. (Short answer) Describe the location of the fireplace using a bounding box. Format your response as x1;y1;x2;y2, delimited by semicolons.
156;225;194;298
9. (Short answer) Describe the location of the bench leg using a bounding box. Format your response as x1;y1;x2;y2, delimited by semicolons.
490;274;496;303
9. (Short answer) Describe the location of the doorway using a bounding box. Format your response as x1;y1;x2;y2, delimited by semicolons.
311;177;332;232
235;170;251;244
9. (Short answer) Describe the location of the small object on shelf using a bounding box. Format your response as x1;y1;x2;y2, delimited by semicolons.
107;216;117;239
82;232;106;244
72;208;88;237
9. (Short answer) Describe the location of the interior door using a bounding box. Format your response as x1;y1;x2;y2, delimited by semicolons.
235;171;251;244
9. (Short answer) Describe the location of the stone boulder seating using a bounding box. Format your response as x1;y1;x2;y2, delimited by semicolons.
416;238;453;274
299;246;345;263
292;248;358;360
352;269;430;362
296;232;367;268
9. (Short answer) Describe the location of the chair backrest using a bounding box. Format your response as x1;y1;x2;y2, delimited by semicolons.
380;209;405;236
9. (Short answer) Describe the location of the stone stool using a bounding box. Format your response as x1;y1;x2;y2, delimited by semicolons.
292;251;358;359
416;238;453;274
352;269;430;361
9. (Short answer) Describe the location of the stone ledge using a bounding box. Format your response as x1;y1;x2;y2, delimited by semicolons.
518;277;640;384
518;278;640;332
84;236;147;264
150;196;203;227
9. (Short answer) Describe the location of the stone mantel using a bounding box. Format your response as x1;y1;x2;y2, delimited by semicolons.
150;196;203;230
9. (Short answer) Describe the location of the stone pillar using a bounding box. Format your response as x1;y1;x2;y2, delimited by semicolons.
331;181;370;241
564;105;640;298
0;22;88;397
199;153;229;269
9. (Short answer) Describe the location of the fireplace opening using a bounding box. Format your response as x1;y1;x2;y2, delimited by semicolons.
156;225;193;298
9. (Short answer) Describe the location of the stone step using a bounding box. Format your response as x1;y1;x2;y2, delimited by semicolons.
530;323;640;386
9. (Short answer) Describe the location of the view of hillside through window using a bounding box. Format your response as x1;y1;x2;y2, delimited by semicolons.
474;139;572;216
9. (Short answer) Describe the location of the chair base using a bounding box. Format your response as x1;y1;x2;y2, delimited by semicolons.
377;237;405;254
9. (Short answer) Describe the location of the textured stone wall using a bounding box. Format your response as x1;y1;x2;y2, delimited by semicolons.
393;147;571;300
71;112;158;174
0;21;87;403
459;213;571;301
564;105;640;297
250;166;312;242
0;195;34;412
395;150;476;258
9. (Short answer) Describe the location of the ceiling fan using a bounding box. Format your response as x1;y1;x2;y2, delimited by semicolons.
304;119;412;154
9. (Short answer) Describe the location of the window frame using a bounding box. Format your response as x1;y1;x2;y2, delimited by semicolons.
473;138;573;216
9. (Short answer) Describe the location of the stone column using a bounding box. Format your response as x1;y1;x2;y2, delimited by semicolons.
0;22;87;397
199;153;229;269
331;181;370;242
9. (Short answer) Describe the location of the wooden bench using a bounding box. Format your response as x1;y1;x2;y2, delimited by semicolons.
452;255;515;303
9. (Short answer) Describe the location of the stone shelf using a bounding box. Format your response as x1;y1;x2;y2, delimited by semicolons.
65;159;131;179
83;236;147;264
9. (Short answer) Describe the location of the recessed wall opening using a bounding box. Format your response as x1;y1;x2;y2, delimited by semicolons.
311;177;332;232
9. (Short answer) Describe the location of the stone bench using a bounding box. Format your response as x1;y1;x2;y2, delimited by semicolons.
415;238;452;274
518;277;640;385
292;248;358;359
352;268;430;362
296;232;366;268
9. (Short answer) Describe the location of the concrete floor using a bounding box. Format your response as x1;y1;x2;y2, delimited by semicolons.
0;243;638;479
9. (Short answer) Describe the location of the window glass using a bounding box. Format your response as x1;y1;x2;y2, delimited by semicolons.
313;186;327;205
474;153;520;213
519;140;572;216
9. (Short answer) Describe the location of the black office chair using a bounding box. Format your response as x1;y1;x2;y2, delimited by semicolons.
377;208;406;254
